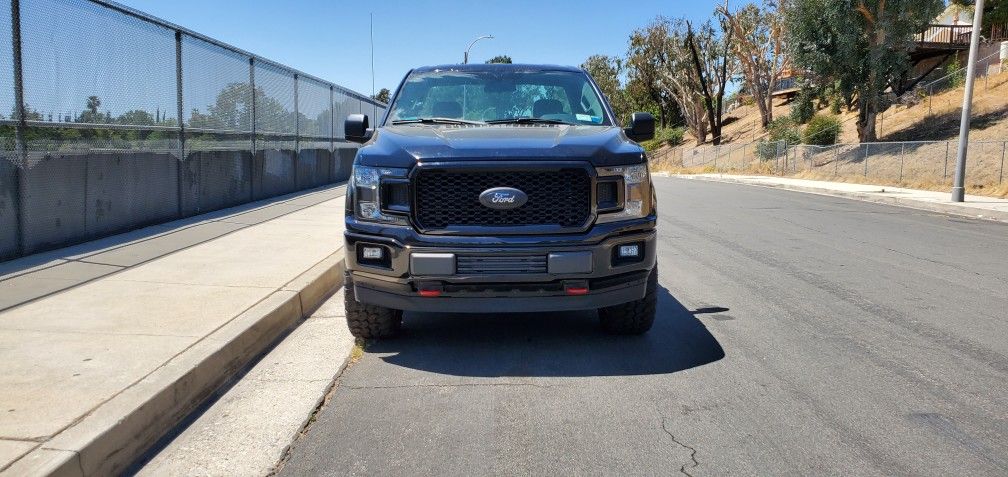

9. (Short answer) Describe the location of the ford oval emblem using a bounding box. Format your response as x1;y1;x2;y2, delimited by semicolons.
479;187;528;210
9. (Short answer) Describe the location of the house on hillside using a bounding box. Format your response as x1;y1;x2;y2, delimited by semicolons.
907;4;1007;95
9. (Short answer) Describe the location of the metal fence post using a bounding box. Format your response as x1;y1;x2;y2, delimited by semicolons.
943;141;950;179
834;146;840;176
249;57;256;201
928;87;933;116
174;30;185;217
714;146;719;169
1000;141;1006;185
777;144;782;174
329;85;335;183
864;143;869;177
10;0;25;256
293;73;299;190
899;143;905;182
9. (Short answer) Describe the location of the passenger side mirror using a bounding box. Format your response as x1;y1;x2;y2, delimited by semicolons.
345;114;371;143
624;112;655;142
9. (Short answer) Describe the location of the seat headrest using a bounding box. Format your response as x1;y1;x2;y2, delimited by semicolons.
431;101;462;119
533;99;563;117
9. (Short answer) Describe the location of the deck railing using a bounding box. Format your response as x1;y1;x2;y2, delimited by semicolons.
915;23;1008;45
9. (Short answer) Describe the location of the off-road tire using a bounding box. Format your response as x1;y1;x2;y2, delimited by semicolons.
345;277;403;339
598;266;657;335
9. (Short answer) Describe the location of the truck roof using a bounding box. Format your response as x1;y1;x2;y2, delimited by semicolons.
410;64;584;74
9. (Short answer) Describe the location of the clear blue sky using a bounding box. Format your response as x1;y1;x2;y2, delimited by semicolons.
117;0;739;98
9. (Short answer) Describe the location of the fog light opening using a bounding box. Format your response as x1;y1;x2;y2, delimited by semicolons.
612;241;645;266
356;243;392;269
618;244;640;258
361;246;384;260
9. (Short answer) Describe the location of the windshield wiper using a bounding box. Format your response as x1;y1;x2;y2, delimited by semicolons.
485;117;572;125
391;117;485;125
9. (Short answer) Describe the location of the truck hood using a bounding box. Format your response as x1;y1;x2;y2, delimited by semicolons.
355;124;646;168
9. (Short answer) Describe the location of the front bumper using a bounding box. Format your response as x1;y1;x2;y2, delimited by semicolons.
345;225;657;313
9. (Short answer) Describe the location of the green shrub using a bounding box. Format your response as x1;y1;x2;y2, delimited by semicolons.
768;117;801;144
789;86;816;124
641;127;685;151
755;117;801;160
829;95;842;115
949;56;966;89
755;141;783;161
802;114;842;145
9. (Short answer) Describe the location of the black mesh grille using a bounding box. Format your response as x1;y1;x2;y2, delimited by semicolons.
414;168;591;229
456;255;547;274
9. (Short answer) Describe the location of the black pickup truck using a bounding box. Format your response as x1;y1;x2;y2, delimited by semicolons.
343;64;657;338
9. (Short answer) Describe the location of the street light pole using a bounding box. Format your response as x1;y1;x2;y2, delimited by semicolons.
464;35;493;64
951;0;985;202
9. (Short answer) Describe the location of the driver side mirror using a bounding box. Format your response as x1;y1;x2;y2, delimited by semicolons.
624;112;655;142
345;114;372;143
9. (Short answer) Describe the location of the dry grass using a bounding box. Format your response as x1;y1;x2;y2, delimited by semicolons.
349;339;366;364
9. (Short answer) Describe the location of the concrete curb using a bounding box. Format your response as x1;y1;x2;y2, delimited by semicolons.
3;253;347;477
675;174;1008;224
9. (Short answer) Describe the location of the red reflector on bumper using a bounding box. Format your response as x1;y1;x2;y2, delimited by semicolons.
419;289;441;297
565;287;589;296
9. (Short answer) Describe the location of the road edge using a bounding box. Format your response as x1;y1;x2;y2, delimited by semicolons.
669;174;1008;224
4;253;347;477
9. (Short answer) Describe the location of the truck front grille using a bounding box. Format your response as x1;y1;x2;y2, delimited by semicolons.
414;168;591;230
456;255;547;274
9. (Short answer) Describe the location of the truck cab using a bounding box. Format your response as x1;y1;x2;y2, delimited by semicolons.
343;64;657;338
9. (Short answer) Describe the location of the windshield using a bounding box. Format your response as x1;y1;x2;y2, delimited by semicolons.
385;69;611;126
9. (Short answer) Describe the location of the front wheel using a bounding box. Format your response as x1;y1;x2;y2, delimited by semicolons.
345;276;403;339
598;267;657;335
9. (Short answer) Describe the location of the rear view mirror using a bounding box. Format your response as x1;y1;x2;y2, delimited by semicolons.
345;114;371;143
624;112;655;142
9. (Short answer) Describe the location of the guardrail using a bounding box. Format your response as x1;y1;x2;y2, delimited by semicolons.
1;0;386;261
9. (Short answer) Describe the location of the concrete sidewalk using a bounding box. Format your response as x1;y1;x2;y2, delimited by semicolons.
672;174;1008;223
0;185;348;476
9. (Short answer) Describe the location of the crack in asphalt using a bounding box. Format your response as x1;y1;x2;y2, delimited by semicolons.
343;382;561;390
661;416;699;476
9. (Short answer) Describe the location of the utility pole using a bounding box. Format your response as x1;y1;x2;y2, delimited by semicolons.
464;35;493;64
951;0;985;202
370;13;375;99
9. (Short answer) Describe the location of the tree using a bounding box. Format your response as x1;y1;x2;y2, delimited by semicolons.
685;16;735;145
627;18;680;128
116;109;156;126
372;88;391;104
719;0;788;127
486;55;513;64
79;95;107;123
581;55;629;122
786;0;942;142
951;0;1008;30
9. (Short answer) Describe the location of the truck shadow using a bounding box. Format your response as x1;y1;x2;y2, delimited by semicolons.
369;285;725;377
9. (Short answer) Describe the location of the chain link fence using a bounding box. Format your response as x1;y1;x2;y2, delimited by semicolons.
0;0;386;260
651;139;1008;188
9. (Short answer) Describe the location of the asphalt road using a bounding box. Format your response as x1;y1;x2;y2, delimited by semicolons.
280;177;1008;476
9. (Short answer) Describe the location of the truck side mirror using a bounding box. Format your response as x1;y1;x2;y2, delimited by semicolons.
624;112;655;142
345;114;371;143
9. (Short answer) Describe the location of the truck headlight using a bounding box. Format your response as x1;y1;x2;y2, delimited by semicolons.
351;165;410;225
595;163;651;223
